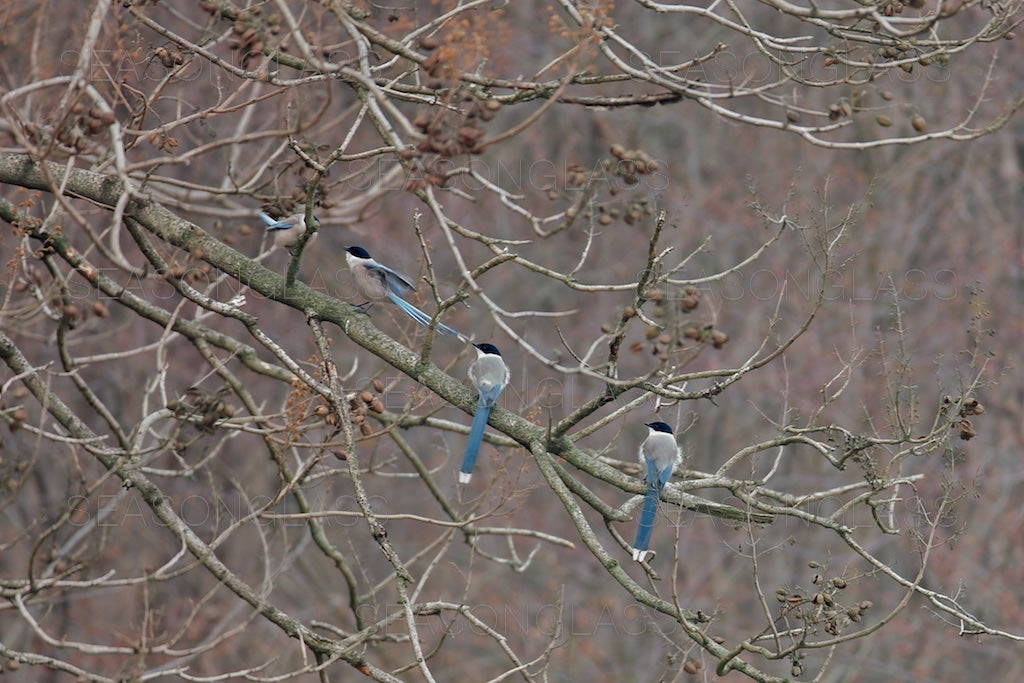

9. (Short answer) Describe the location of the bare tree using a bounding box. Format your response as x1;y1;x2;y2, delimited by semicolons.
1;1;1021;681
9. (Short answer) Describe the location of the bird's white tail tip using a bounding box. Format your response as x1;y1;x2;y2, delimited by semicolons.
458;472;472;484
632;548;649;563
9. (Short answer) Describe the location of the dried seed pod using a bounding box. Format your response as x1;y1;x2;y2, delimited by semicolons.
412;110;431;130
957;419;976;440
359;422;373;437
314;404;330;417
370;398;384;414
876;115;893;127
373;378;385;392
911;115;927;132
645;325;660;340
457;126;482;147
360;391;374;404
683;660;699;675
832;577;847;589
962;397;984;415
812;592;825;605
600;322;613;333
812;573;823;585
419;35;439;50
623;306;636;319
710;329;729;349
91;301;110;318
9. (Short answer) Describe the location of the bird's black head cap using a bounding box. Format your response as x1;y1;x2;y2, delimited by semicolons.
645;421;674;434
474;343;502;356
346;246;371;259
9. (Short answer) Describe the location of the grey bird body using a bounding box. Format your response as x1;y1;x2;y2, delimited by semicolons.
632;421;682;562
460;343;509;483
346;249;416;302
344;246;461;337
641;429;680;477
468;350;509;402
259;212;319;252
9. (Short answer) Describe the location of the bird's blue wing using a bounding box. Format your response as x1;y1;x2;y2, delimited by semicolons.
658;462;674;487
365;262;416;296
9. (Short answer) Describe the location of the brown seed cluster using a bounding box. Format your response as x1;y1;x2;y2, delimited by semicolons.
338;379;387;437
154;46;185;69
402;90;497;192
609;144;660;186
773;562;866;648
554;146;661;227
24;102;117;153
942;395;985;441
222;7;285;69
168;387;236;434
631;287;731;359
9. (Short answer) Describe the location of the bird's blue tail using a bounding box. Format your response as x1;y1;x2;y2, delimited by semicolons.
632;481;663;561
459;396;491;483
387;293;461;337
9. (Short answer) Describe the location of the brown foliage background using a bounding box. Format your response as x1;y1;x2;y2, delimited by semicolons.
0;1;1022;681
